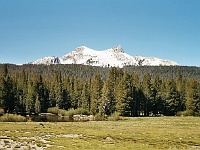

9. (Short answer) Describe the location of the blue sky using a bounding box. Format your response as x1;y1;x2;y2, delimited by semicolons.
0;0;199;66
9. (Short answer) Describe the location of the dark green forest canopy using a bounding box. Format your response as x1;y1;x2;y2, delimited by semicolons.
0;64;200;117
1;64;200;80
0;64;109;80
124;65;200;80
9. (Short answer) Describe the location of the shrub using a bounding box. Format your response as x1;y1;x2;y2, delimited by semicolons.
0;114;27;122
58;109;68;116
48;107;90;118
47;107;73;117
60;108;90;118
64;109;76;118
108;112;121;121
177;110;193;116
47;107;59;115
75;108;90;115
0;108;4;115
94;113;107;121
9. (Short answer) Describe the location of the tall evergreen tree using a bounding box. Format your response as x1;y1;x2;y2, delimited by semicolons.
103;67;122;115
99;81;113;115
141;73;153;116
130;72;141;116
25;80;35;114
35;95;41;113
151;75;163;115
73;78;82;109
34;75;49;113
115;71;133;116
176;74;186;111
90;73;103;115
186;79;200;116
17;69;28;113
164;79;180;115
80;80;90;110
0;64;15;113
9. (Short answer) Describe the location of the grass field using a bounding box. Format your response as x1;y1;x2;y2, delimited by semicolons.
0;117;200;150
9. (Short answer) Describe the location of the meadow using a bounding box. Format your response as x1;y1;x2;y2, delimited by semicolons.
0;117;200;150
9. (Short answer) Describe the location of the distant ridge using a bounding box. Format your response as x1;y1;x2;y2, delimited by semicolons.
30;45;178;67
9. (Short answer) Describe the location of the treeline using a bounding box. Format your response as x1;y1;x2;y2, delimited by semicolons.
0;64;200;116
2;64;200;80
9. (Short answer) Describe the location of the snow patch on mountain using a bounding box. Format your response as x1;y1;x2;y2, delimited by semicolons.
31;56;60;65
30;46;178;67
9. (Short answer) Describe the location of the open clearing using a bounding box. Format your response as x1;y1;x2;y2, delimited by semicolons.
0;117;200;150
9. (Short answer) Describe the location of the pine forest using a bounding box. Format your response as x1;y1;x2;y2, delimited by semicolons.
0;64;200;117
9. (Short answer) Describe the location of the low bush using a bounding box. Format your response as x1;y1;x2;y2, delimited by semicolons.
75;108;90;115
108;112;121;121
0;108;4;114
177;110;193;116
64;108;90;118
0;114;27;122
47;107;90;118
64;109;75;118
58;109;69;116
47;107;59;115
94;113;107;121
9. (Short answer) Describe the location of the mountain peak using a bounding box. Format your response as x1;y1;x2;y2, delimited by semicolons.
79;46;89;49
111;45;124;53
72;46;86;52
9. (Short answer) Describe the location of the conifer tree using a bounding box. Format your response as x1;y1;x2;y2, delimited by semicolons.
90;73;103;115
141;73;153;116
26;80;35;114
35;95;41;113
48;74;57;107
65;76;75;108
54;71;65;109
34;75;49;112
73;78;82;109
164;79;180;115
17;69;28;112
102;67;121;115
130;72;140;116
115;71;133;116
151;75;163;115
63;76;72;109
99;81;113;115
0;64;8;110
176;73;186;111
80;80;90;111
186;79;200;116
0;64;15;113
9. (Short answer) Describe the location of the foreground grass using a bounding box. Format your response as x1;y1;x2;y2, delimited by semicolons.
0;117;200;149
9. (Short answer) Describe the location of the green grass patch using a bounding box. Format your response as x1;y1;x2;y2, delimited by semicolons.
0;117;199;149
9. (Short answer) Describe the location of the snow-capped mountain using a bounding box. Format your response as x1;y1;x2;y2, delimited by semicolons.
30;46;178;67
